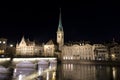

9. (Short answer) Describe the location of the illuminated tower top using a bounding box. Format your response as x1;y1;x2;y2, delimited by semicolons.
57;8;64;50
58;8;63;32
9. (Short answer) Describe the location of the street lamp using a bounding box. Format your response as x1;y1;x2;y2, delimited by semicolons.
111;54;116;61
10;44;13;47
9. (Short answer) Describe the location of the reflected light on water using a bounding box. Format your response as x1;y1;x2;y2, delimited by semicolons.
46;71;49;80
63;64;73;71
0;58;57;80
49;64;52;69
112;67;116;80
39;68;42;75
18;74;23;80
21;66;56;80
14;68;16;73
71;64;73;71
52;71;56;80
13;68;17;78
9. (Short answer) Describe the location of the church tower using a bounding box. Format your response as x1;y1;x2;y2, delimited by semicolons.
57;8;64;50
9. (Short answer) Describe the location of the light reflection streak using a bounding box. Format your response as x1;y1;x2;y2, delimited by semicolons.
18;72;23;80
46;71;49;80
63;64;73;71
12;58;57;80
38;68;42;75
112;67;116;80
52;71;56;80
21;66;56;80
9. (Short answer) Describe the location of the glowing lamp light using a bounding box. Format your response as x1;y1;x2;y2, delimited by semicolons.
112;54;115;58
10;44;13;47
3;41;6;44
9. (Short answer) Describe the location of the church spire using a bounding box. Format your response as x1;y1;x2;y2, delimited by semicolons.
57;8;64;49
58;8;63;31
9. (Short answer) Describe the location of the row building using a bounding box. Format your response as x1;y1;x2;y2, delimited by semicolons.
1;9;120;61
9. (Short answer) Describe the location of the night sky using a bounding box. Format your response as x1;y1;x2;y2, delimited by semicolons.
0;1;120;43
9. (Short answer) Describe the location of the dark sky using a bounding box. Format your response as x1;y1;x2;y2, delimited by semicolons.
0;1;120;43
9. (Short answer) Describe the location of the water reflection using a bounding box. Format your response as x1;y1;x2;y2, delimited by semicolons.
0;73;9;80
0;59;57;80
13;61;36;80
0;66;9;80
58;64;120;80
13;60;57;80
1;61;120;80
18;73;23;80
62;64;96;80
46;71;49;80
112;67;116;80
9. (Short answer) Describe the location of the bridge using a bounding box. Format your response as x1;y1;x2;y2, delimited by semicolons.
0;57;57;80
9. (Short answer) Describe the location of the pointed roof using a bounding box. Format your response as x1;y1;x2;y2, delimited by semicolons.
21;36;26;44
19;36;27;46
58;8;63;31
46;40;54;45
21;36;25;42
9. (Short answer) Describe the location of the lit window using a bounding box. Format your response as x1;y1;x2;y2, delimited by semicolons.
3;41;6;44
0;41;1;43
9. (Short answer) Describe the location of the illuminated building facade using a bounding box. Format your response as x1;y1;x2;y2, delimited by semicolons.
2;9;117;61
93;44;109;60
108;39;120;61
61;43;109;60
62;43;94;60
110;45;120;61
0;38;7;54
16;36;41;56
56;9;110;61
15;9;109;60
44;40;55;56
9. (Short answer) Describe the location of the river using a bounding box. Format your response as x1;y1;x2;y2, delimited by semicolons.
0;62;120;80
